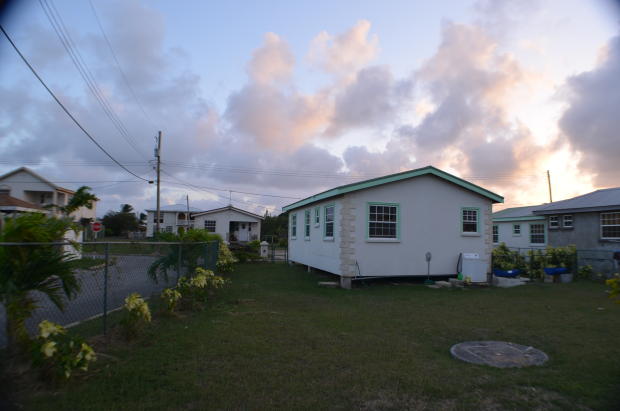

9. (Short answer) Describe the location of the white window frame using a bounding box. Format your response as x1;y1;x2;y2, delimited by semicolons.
512;224;521;236
493;224;499;244
165;226;173;233
324;204;335;240
291;213;297;240
314;207;320;227
304;209;311;240
367;202;400;241
529;223;545;245
600;212;620;240
461;207;480;236
204;220;216;233
563;215;573;228
549;215;559;229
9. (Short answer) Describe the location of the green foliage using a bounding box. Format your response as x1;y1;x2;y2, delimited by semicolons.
491;243;525;271
120;293;151;339
59;186;98;215
261;212;289;242
148;229;223;283
577;265;594;280
247;240;261;251
0;213;80;352
31;320;96;380
176;268;226;311
605;275;620;304
545;245;577;271
101;204;140;236
161;288;182;313
217;242;236;273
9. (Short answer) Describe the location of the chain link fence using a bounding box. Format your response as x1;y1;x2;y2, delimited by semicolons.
0;241;219;348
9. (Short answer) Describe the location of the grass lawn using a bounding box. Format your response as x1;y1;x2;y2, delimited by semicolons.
22;263;620;410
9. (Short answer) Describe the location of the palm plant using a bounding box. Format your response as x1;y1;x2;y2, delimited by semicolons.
0;213;80;354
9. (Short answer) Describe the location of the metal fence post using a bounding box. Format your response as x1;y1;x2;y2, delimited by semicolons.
103;242;109;336
177;243;182;282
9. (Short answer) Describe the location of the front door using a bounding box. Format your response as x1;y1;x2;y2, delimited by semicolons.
237;222;249;242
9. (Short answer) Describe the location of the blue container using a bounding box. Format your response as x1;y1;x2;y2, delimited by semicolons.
493;269;521;278
543;267;568;275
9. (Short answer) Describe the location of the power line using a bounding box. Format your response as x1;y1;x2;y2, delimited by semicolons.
88;0;158;130
0;24;150;182
38;0;148;161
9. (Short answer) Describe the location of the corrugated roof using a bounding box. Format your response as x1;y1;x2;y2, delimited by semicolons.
192;205;264;220
0;193;44;210
533;187;620;214
492;204;546;222
282;165;504;212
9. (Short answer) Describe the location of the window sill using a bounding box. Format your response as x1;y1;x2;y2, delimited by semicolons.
366;238;400;243
512;234;521;237
323;237;334;242
291;237;297;240
461;232;481;237
304;237;310;241
530;243;546;246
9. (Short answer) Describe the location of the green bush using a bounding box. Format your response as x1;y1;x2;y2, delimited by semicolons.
577;265;594;280
120;293;151;339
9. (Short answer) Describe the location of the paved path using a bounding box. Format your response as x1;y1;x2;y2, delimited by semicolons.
0;254;179;347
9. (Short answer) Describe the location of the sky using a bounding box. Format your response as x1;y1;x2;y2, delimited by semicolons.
0;0;619;217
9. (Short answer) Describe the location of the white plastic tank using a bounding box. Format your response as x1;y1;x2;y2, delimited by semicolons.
461;253;488;283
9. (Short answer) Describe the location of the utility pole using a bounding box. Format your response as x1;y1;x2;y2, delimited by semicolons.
547;170;553;203
186;194;190;231
155;131;162;233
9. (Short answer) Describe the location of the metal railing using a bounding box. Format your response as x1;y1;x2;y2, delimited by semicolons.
501;246;619;276
0;241;219;347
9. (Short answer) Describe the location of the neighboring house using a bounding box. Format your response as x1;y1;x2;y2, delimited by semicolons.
532;187;620;251
491;205;547;249
145;204;205;237
192;205;263;242
282;166;504;288
0;167;98;256
146;204;263;242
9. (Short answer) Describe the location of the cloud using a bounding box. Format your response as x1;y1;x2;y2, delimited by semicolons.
558;34;620;187
247;32;295;86
308;20;378;76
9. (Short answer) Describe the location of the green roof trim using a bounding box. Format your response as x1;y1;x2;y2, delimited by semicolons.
492;216;545;222
282;166;504;212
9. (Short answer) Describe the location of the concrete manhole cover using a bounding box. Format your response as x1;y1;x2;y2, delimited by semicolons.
450;341;548;368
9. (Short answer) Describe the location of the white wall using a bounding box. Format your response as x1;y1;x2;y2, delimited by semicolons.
287;199;342;275
192;208;262;241
494;220;547;249
288;174;495;277
0;170;55;201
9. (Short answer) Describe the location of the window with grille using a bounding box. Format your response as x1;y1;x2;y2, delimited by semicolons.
513;224;521;235
530;223;545;244
204;220;216;232
461;208;479;233
291;213;297;239
549;216;559;229
314;207;320;226
304;209;311;239
563;215;573;228
493;225;499;243
324;205;334;239
368;203;398;239
601;212;620;239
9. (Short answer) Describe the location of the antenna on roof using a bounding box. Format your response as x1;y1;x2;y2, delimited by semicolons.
229;190;232;206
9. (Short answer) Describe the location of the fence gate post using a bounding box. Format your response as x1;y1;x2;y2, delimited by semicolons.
177;243;182;282
103;242;109;336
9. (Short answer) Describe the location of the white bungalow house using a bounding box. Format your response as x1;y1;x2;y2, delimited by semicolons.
491;205;547;250
146;204;263;242
282;166;504;288
192;206;263;243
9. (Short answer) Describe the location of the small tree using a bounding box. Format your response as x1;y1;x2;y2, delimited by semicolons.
0;214;81;354
60;186;99;216
102;204;140;237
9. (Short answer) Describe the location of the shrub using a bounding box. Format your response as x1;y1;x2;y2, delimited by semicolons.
31;320;96;380
492;243;525;271
177;268;226;311
217;242;236;273
577;265;594;280
120;293;151;339
606;274;620;304
247;240;261;251
161;288;182;313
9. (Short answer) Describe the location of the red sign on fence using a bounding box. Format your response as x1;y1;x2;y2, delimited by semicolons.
91;221;102;232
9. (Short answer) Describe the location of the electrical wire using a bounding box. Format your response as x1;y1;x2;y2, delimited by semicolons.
88;0;158;131
0;24;150;182
38;0;148;161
